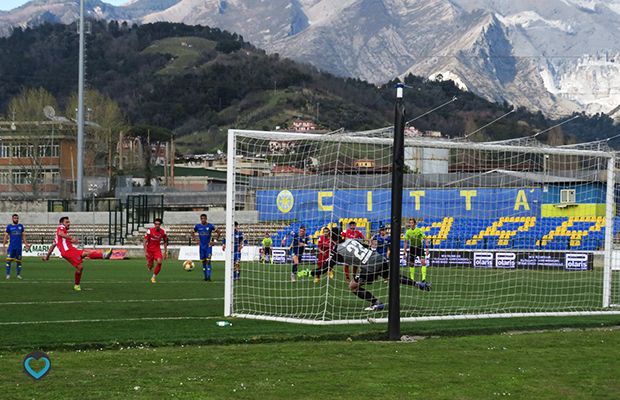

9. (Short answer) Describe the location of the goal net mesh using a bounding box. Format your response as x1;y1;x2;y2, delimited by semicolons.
226;129;618;324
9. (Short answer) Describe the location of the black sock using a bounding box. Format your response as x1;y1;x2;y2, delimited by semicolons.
399;275;417;286
355;287;378;304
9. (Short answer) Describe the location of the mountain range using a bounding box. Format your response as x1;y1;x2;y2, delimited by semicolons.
3;0;620;118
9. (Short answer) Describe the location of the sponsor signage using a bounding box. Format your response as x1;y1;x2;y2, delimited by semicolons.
21;244;58;257
473;252;494;268
84;249;127;260
429;250;592;270
565;253;588;271
517;254;565;269
178;246;263;262
271;248;318;264
495;252;516;269
428;251;472;267
257;188;541;221
177;246;593;271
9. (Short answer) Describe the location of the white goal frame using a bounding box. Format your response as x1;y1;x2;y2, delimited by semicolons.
225;129;620;324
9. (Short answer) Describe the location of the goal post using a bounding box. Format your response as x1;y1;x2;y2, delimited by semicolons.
225;128;620;324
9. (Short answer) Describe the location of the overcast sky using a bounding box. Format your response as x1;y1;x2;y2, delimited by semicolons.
1;0;129;12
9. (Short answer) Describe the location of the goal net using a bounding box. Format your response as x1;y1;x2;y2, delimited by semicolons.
225;129;620;324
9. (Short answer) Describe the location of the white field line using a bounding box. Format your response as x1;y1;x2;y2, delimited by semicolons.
0;297;224;306
0;280;223;284
0;316;221;325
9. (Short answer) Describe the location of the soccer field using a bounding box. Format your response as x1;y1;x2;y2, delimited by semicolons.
2;258;620;399
1;258;618;350
0;258;229;349
233;260;610;322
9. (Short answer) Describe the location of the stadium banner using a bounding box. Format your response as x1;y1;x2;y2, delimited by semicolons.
178;246;260;262
84;248;127;260
22;244;60;257
21;244;60;257
423;250;593;270
257;188;541;221
270;247;318;264
613;251;620;271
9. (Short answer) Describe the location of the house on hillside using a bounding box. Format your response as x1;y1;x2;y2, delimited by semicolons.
269;140;295;154
290;120;316;132
271;165;315;176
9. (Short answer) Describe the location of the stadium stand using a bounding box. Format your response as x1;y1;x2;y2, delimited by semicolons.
274;216;616;251
22;216;618;251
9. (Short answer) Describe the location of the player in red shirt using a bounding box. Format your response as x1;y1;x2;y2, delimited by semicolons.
342;220;366;282
41;216;112;290
144;218;168;283
313;227;334;283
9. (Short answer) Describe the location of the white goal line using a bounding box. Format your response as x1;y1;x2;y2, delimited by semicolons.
0;316;221;326
234;310;620;325
0;297;223;306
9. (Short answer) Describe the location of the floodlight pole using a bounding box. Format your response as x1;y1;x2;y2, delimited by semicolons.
76;0;85;211
388;84;405;341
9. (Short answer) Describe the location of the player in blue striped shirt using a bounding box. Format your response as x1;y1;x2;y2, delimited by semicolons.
3;214;30;279
191;214;220;282
371;226;391;260
281;226;308;282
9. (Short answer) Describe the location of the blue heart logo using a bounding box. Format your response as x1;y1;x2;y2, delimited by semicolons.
23;351;51;379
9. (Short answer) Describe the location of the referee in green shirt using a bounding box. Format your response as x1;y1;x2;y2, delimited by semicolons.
261;233;273;264
403;219;430;284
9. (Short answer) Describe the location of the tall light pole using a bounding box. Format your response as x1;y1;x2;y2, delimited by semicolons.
89;183;98;246
76;0;85;210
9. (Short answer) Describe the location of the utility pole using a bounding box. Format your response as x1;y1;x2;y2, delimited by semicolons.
108;128;112;189
170;135;175;186
388;83;405;341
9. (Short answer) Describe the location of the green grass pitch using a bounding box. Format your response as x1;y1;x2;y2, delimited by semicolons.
1;258;620;399
0;258;617;349
1;258;231;349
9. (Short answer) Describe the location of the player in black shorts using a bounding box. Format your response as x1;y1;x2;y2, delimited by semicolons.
408;245;425;265
299;228;430;310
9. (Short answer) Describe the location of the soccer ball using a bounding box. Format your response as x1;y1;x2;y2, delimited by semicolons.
183;260;195;271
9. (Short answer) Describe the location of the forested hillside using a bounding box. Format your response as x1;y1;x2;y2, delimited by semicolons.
1;20;618;154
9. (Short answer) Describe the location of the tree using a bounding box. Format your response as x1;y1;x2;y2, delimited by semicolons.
65;89;129;177
7;87;59;121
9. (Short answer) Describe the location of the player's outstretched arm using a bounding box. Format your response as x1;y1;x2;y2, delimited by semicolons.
42;243;56;261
